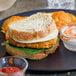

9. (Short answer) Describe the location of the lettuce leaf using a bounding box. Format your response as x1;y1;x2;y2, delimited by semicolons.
1;36;60;55
1;42;53;55
1;42;9;45
11;44;53;55
57;35;60;42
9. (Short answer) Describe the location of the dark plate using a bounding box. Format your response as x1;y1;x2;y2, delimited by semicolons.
0;9;76;72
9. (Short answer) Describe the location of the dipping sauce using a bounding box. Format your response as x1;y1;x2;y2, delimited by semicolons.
0;67;21;73
60;23;76;51
0;66;25;76
0;56;28;76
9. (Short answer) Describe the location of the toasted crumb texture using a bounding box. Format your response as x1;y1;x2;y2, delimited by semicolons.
9;37;58;49
6;42;59;60
1;16;27;40
52;11;76;30
8;13;57;41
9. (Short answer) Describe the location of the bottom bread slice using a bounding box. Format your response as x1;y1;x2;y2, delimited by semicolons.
6;42;59;60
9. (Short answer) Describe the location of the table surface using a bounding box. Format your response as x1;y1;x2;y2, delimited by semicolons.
0;0;76;76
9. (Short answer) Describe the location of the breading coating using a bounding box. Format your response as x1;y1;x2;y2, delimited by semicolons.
52;11;76;30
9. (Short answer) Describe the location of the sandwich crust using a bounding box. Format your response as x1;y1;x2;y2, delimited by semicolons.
9;37;58;49
6;42;59;60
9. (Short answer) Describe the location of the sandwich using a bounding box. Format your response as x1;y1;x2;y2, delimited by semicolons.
2;13;59;60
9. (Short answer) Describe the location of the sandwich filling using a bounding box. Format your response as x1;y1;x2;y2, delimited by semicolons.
2;37;59;55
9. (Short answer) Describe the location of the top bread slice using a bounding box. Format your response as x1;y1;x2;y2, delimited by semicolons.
8;12;57;41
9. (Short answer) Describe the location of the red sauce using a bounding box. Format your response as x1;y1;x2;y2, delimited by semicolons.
0;66;21;73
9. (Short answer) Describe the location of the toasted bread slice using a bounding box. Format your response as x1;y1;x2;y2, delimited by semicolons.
6;42;59;60
8;13;57;41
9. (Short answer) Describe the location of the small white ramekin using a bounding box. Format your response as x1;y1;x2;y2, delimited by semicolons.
60;23;76;51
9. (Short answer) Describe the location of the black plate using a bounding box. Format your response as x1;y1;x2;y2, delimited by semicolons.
0;9;76;72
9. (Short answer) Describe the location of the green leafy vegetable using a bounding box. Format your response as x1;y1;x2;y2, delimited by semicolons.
1;42;9;45
57;35;60;42
1;36;60;55
9;44;53;55
1;42;53;55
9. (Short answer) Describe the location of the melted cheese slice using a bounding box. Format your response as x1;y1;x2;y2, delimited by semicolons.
13;29;58;43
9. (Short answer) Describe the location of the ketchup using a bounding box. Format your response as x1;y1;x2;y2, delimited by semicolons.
0;67;21;73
